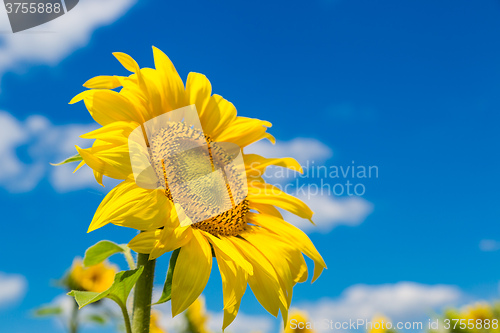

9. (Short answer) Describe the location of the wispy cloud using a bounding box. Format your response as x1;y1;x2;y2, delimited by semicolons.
299;282;464;332
0;272;27;309
0;0;137;76
479;239;500;252
285;193;374;233
0;111;99;192
245;138;333;165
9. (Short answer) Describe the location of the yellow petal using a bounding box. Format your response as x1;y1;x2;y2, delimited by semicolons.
93;169;104;187
289;248;308;284
113;52;140;72
209;94;237;138
69;89;96;104
171;230;212;317
75;89;144;126
83;75;123;89
230;237;282;317
89;179;167;232
201;232;253;275
246;212;326;282
152;46;185;111
128;229;162;254
73;160;85;173
76;143;131;180
247;183;313;221
247;201;283;219
185;72;212;120
244;154;303;178
243;228;295;308
139;68;165;119
216;117;273;147
80;121;137;145
150;225;193;260
214;246;248;331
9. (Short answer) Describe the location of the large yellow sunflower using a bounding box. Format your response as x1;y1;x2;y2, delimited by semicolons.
70;47;326;330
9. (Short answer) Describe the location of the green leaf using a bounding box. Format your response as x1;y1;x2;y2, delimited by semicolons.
68;266;144;309
85;314;108;325
155;249;180;304
50;153;82;166
83;240;129;267
33;305;63;317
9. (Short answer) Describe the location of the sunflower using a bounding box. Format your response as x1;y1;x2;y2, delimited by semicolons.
68;259;117;293
150;310;168;333
368;316;391;333
461;302;494;325
184;296;211;333
284;309;315;333
70;47;326;330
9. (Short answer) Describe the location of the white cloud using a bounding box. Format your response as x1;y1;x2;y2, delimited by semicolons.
299;282;464;333
0;111;99;192
245;138;333;165
0;272;27;308
0;0;137;76
479;239;500;252
246;138;373;233
284;193;374;233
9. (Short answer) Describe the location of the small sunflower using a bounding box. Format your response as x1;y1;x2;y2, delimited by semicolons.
185;297;211;333
461;302;494;324
70;47;326;330
368;316;391;333
284;309;315;333
68;259;117;293
150;310;168;333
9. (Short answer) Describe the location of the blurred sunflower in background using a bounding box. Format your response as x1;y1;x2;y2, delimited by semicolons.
184;297;211;333
68;259;117;293
150;310;168;333
462;302;495;324
69;47;326;330
284;309;315;333
367;316;393;333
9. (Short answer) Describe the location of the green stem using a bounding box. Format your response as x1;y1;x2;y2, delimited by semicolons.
118;302;133;333
132;253;156;333
69;299;79;333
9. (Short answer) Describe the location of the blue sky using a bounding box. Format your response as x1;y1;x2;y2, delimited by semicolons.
1;0;500;332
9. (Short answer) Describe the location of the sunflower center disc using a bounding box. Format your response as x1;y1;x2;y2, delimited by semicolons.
149;121;248;236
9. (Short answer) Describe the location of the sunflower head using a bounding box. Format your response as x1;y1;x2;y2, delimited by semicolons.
68;259;117;293
70;47;327;331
